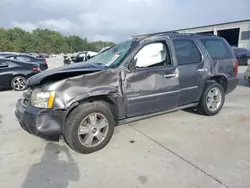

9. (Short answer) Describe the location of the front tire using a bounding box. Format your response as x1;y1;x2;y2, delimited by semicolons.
197;82;225;116
11;76;27;91
63;101;115;154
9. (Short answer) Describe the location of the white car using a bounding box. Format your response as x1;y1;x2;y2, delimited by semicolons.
244;65;250;83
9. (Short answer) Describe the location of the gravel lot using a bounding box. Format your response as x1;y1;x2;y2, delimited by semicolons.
0;57;249;188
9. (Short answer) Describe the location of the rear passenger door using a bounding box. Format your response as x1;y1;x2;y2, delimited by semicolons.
172;39;206;105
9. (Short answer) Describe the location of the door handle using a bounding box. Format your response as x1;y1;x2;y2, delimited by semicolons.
163;73;177;78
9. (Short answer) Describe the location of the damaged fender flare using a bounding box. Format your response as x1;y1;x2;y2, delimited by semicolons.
204;74;228;89
64;93;119;121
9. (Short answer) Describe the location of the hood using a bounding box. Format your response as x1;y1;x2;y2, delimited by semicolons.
27;62;106;86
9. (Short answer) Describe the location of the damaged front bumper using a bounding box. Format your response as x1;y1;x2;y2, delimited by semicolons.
15;98;64;141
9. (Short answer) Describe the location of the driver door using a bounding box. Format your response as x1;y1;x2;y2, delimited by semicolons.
124;41;180;117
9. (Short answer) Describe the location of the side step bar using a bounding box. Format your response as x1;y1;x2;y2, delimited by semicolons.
119;103;198;125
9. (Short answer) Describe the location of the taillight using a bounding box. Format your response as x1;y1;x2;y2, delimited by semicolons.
234;58;238;77
44;59;47;64
32;67;40;71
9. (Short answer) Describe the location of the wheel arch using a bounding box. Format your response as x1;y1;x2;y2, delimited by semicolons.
10;74;27;86
204;75;228;93
65;94;120;122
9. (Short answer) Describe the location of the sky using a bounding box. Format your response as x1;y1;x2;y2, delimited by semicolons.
0;0;249;42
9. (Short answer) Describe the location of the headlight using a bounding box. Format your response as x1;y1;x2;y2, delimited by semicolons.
31;89;55;108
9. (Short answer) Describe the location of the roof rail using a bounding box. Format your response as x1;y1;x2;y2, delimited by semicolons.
195;33;215;36
132;31;179;38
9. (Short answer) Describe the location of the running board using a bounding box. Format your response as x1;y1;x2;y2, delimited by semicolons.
119;103;198;125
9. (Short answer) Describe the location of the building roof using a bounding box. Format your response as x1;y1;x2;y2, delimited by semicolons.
133;19;250;37
174;19;250;31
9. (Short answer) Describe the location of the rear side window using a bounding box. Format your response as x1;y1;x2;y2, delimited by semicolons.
200;39;234;60
17;56;31;62
173;39;202;65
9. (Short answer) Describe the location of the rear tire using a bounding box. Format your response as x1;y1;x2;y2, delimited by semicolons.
11;76;27;91
197;82;225;116
63;101;115;154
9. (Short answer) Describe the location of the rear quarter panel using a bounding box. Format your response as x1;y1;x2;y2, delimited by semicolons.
197;37;238;94
12;62;40;78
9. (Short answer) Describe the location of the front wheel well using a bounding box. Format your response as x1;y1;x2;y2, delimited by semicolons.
10;74;27;84
206;76;228;93
65;95;119;122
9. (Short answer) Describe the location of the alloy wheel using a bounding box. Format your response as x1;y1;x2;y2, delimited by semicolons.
206;87;222;112
78;113;109;147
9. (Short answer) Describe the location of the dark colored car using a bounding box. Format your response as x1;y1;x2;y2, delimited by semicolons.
232;47;250;66
63;55;72;65
0;58;41;91
5;54;48;71
29;53;40;58
15;32;239;154
71;52;87;63
0;52;18;58
38;53;49;59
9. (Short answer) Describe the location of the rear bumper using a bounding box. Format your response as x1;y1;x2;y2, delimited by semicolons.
40;64;48;71
226;77;239;94
15;99;64;141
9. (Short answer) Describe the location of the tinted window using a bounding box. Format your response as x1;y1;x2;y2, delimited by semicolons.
0;60;9;67
16;56;31;61
6;56;15;59
134;42;171;68
173;39;201;65
201;39;234;60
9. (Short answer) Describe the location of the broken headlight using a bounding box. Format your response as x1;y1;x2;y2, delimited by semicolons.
30;89;55;108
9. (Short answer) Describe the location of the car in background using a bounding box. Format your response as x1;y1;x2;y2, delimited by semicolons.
50;54;57;57
4;54;48;71
63;51;98;65
244;65;250;83
232;47;250;66
0;58;41;91
0;52;19;58
38;53;50;58
98;46;111;53
29;53;40;58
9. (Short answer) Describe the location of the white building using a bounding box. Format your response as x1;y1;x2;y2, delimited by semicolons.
175;19;250;49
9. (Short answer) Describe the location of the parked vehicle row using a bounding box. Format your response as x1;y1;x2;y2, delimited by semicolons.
0;58;41;91
15;32;239;154
63;51;99;65
4;54;48;71
0;52;49;91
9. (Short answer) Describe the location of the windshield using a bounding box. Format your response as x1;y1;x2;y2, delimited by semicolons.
86;40;136;67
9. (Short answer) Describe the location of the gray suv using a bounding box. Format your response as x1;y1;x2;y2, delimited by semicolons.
15;32;239;154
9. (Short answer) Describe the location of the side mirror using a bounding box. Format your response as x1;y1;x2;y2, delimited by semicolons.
128;58;137;71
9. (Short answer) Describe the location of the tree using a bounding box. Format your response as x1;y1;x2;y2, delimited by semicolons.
0;28;115;54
